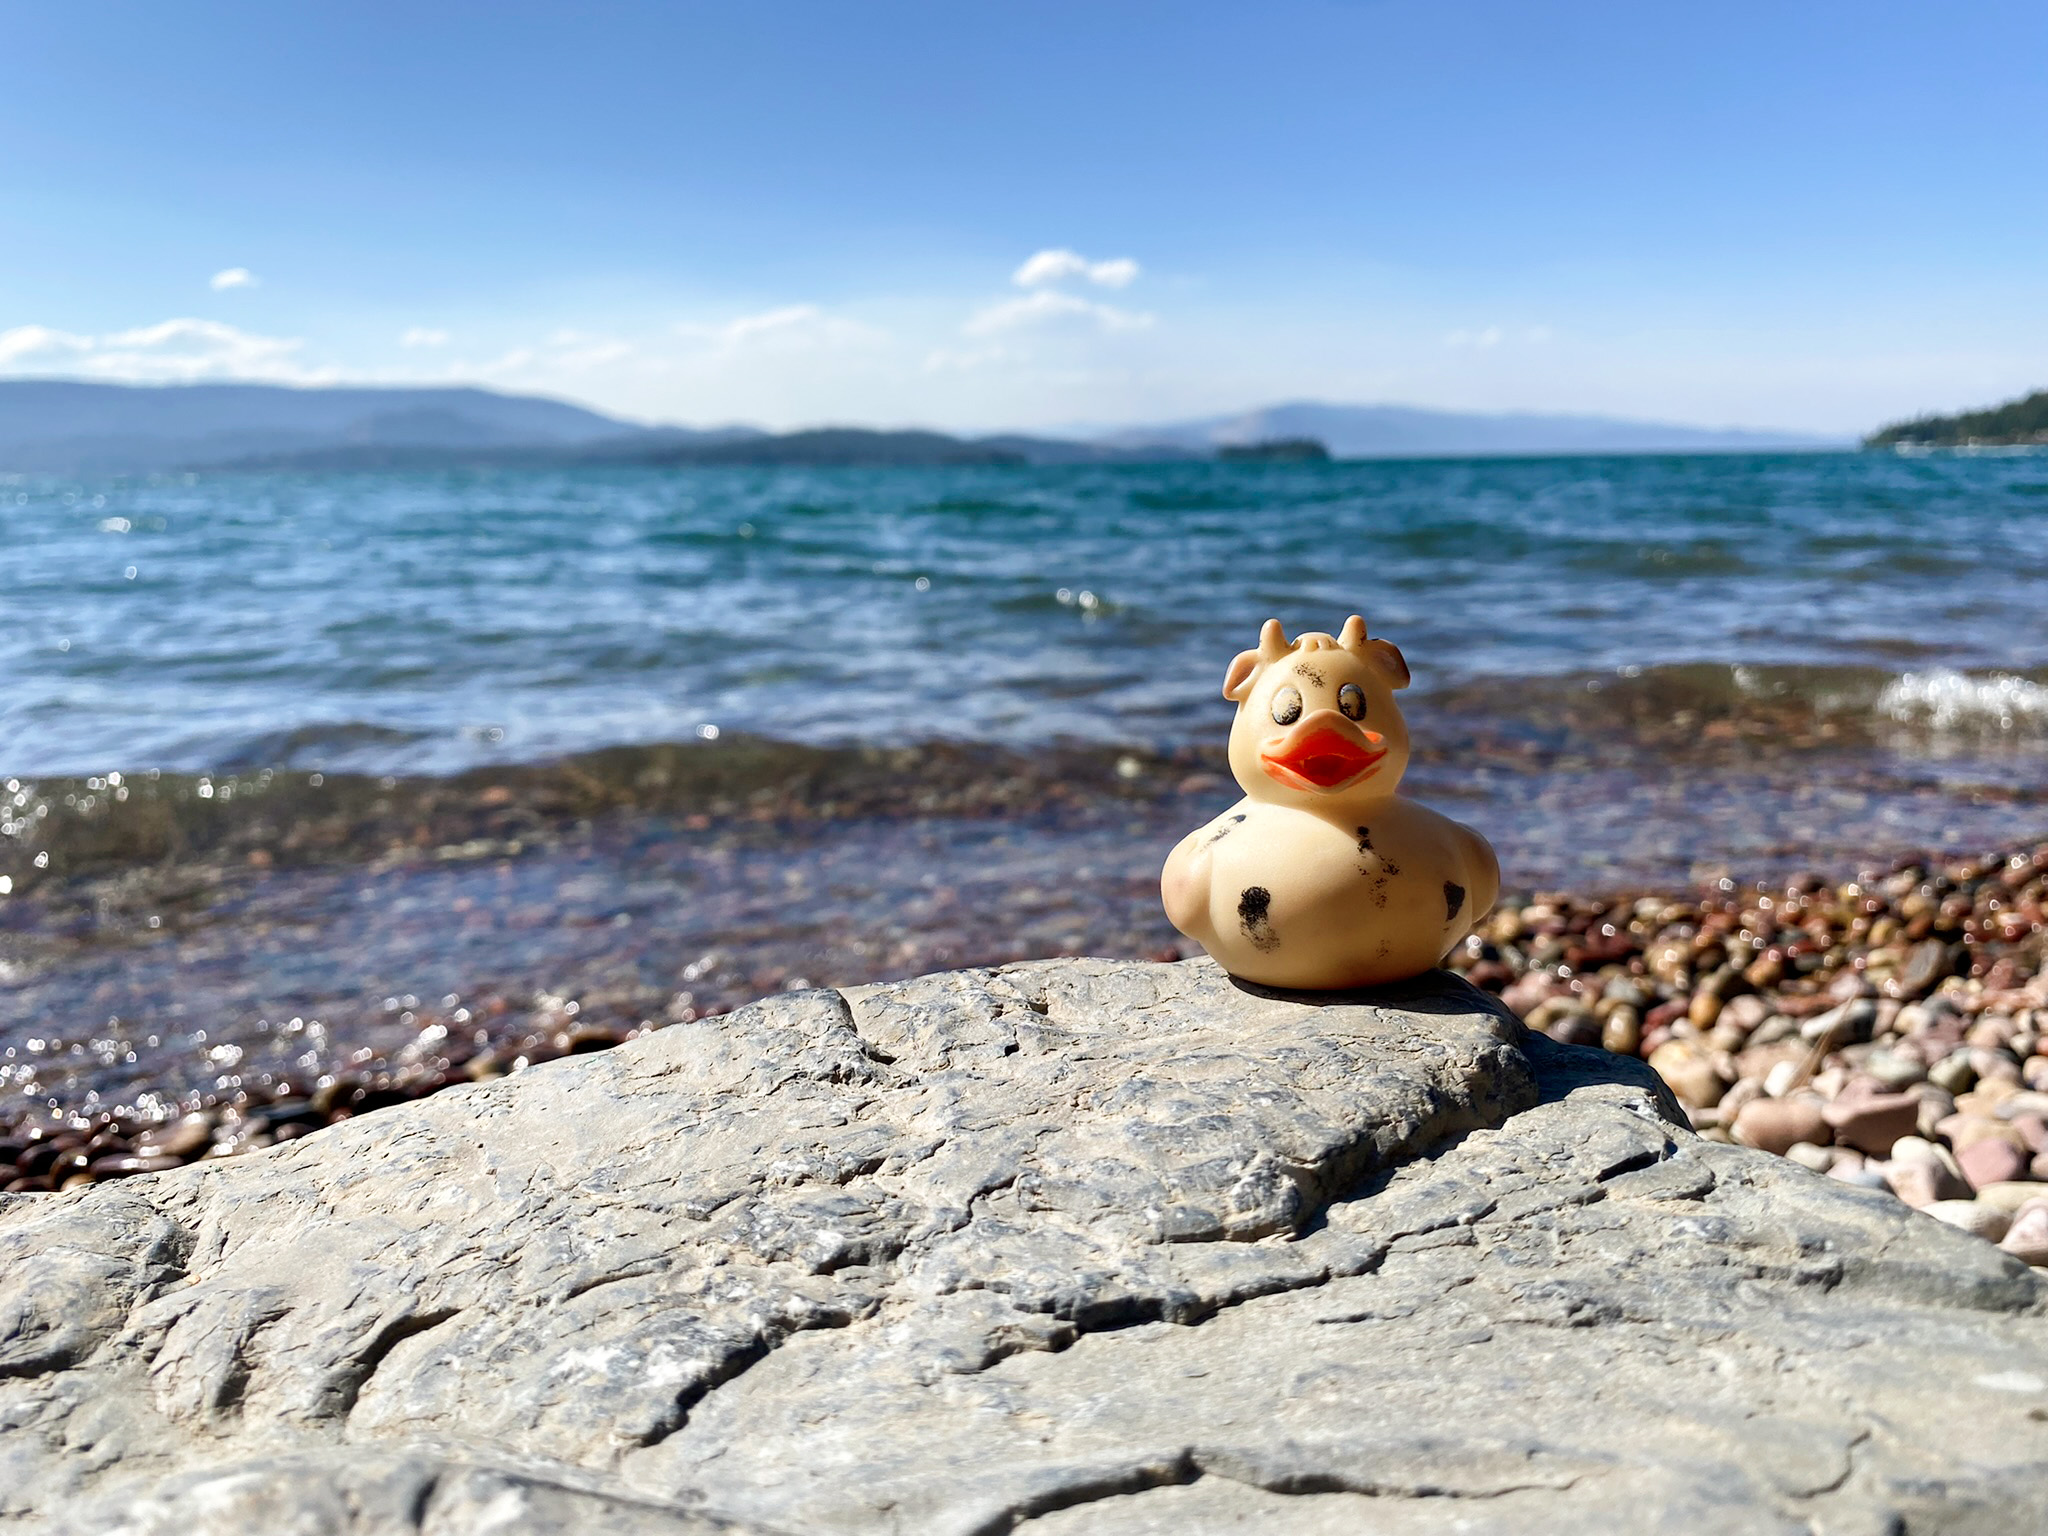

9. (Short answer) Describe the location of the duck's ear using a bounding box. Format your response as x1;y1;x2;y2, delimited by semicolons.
1223;649;1260;701
1369;640;1411;690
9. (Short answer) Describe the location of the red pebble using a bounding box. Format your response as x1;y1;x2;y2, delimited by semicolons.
1644;999;1688;1032
1957;1136;2028;1191
1821;1091;1920;1157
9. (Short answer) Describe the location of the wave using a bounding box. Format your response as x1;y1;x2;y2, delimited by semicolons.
0;737;1209;890
6;662;2046;892
1876;668;2048;733
1423;660;2048;750
208;721;432;770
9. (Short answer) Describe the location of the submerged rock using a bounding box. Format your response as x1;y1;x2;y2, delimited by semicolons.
1;958;2044;1534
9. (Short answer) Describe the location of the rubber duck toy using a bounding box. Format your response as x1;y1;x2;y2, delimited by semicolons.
1161;616;1499;990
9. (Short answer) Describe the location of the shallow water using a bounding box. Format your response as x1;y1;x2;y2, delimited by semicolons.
3;452;2047;1129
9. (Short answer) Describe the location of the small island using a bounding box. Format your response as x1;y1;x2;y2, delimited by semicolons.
1216;436;1332;462
1866;387;2048;448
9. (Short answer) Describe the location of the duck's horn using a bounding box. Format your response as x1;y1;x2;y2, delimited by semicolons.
1257;618;1292;661
1337;615;1369;652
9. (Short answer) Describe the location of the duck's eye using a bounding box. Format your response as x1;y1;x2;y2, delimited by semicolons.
1271;686;1303;726
1338;683;1367;721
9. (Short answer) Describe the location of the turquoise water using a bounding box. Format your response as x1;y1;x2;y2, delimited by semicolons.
7;452;2047;776
5;450;2048;1127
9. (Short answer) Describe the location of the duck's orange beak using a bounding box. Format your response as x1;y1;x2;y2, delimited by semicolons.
1260;713;1386;792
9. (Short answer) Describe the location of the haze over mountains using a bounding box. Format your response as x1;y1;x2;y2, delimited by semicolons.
0;381;752;475
1107;401;1836;457
0;379;1840;474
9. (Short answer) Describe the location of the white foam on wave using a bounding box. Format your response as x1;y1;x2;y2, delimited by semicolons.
1877;668;2048;733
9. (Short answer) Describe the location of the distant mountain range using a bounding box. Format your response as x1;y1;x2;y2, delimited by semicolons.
0;381;1173;472
0;380;758;475
1095;401;1837;457
0;379;1842;474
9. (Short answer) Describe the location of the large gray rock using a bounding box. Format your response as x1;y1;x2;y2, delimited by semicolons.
2;958;2044;1535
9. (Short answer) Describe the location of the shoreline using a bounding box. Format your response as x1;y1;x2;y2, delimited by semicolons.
4;732;2045;1227
5;785;2045;1226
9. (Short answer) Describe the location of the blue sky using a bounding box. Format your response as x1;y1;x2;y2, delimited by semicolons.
2;0;2044;433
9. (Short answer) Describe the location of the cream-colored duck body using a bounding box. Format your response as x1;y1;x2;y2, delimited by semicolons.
1161;616;1499;991
1169;791;1495;990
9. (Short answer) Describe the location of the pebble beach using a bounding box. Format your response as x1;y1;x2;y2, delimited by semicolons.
1453;838;2048;1269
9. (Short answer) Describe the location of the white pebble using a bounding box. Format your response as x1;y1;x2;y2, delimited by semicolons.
1921;1200;2011;1243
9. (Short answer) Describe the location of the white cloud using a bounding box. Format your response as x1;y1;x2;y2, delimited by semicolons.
953;251;1155;356
465;332;633;382
479;347;536;374
95;318;313;379
0;317;325;382
0;324;94;366
454;310;883;397
1084;257;1139;289
210;267;258;291
542;328;636;368
1013;249;1140;289
722;304;822;342
1445;325;1557;349
400;327;450;348
677;304;887;352
965;289;1154;337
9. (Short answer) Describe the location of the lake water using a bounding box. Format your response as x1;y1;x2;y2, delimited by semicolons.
7;452;2048;777
4;452;2046;1128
